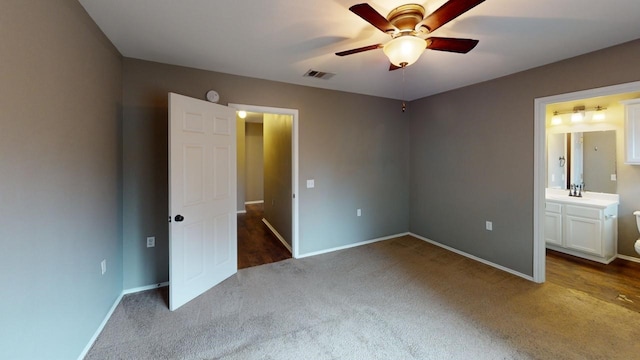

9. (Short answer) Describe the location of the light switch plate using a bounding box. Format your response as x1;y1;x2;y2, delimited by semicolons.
306;179;315;188
486;221;493;231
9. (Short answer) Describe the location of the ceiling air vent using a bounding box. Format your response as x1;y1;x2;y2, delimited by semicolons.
304;69;335;80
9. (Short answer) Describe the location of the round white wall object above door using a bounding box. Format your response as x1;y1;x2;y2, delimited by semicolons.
206;90;219;103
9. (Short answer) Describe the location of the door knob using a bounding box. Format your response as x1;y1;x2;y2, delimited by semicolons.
174;214;184;222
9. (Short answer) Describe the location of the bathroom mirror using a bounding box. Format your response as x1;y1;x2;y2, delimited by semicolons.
546;130;617;193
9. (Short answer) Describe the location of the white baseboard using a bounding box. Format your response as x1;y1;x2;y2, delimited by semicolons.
245;200;264;205
297;232;410;259
77;292;123;360
123;281;169;295
617;254;640;263
409;233;535;282
78;282;170;360
262;218;292;253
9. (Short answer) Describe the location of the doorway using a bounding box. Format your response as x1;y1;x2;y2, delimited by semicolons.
230;104;300;263
533;80;640;282
237;202;291;268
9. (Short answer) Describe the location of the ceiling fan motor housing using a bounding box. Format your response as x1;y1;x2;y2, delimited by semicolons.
387;4;425;32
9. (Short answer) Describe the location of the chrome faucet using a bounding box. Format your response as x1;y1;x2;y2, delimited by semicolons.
569;183;583;197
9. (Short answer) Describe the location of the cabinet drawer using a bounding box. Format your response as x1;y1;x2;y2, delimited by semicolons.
566;205;601;220
545;202;562;213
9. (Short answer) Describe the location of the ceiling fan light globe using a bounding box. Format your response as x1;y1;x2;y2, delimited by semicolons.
383;36;426;67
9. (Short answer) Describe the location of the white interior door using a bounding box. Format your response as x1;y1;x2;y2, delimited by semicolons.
169;92;237;311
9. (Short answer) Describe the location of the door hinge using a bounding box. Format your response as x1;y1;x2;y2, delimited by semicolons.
168;216;172;223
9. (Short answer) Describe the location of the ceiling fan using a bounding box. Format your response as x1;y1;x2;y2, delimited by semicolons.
336;0;485;70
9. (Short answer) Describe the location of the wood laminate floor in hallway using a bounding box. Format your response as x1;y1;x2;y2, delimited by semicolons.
237;203;292;269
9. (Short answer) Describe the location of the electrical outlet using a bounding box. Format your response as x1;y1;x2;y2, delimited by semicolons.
357;208;362;217
306;179;315;188
101;259;107;275
486;221;493;231
146;236;155;248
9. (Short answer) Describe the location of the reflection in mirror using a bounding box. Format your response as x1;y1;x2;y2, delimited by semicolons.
546;130;616;193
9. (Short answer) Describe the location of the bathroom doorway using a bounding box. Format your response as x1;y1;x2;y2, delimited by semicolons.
533;80;640;283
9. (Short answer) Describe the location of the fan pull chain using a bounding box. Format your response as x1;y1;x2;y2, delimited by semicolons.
401;65;406;112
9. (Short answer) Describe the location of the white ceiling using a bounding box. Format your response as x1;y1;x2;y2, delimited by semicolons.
78;0;640;101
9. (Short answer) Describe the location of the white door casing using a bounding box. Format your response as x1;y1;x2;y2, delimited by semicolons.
169;93;237;311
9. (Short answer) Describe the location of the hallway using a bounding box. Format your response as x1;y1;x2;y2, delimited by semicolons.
237;203;292;269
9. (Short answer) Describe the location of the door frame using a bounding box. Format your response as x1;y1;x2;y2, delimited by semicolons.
533;80;640;283
229;103;300;258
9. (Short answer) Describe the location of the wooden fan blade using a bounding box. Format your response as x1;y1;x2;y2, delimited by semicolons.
335;44;383;56
389;63;402;71
426;37;479;53
420;0;485;33
349;3;398;33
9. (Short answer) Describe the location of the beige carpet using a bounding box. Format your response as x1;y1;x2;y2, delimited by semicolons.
86;236;639;359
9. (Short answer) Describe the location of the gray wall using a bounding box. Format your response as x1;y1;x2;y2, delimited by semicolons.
246;122;265;202
0;1;123;359
264;114;293;246
121;58;410;288
614;117;640;255
409;39;640;276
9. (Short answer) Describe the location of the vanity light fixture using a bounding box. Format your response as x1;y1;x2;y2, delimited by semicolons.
238;110;247;119
551;105;607;123
592;106;606;121
570;112;584;122
571;106;585;122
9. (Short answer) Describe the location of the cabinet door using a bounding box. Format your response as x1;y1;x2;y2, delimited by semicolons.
565;216;602;256
544;212;563;246
624;102;640;164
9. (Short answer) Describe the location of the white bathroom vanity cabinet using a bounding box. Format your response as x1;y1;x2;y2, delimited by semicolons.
545;189;619;264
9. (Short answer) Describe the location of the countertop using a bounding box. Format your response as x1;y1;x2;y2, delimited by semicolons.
545;188;619;208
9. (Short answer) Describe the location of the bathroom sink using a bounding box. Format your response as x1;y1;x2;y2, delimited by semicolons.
561;196;590;201
545;188;619;207
545;194;618;208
